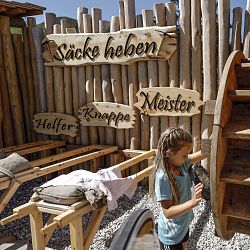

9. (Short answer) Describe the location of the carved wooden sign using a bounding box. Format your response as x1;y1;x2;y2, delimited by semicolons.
42;26;176;66
134;87;204;116
78;102;135;129
33;113;78;137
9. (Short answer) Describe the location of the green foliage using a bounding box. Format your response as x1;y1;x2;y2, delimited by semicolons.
10;27;22;35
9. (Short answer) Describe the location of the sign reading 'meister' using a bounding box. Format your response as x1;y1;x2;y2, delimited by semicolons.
134;87;203;116
78;102;135;129
42;26;176;66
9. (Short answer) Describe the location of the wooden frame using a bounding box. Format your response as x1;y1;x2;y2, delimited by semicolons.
0;149;156;250
0;141;119;213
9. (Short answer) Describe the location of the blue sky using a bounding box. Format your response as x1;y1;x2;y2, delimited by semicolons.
19;0;247;24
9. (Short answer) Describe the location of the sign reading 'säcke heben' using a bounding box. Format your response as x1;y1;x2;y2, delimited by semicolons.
42;26;176;66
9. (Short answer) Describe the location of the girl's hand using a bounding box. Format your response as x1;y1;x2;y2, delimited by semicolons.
191;183;203;207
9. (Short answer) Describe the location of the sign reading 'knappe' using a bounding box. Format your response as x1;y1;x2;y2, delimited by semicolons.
78;102;135;129
134;87;203;116
42;26;176;66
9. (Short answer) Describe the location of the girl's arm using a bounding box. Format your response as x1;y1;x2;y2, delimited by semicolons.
161;183;203;219
189;150;208;164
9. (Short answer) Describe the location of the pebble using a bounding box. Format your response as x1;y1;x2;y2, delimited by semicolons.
0;179;249;249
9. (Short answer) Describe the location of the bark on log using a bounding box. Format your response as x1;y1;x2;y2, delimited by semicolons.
0;16;25;144
124;0;140;150
178;0;191;132
201;0;217;171
231;7;242;52
191;0;202;152
0;35;14;146
166;3;179;128
142;9;159;149
154;3;169;135
218;0;230;78
12;34;31;142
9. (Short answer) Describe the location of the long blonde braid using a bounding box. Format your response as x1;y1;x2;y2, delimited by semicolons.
154;127;192;204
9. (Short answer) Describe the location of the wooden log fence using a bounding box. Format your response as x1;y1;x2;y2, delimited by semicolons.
0;1;250;171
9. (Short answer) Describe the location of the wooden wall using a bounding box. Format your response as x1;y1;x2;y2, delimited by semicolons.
0;0;249;170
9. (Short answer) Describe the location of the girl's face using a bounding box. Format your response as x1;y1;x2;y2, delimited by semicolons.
168;143;193;167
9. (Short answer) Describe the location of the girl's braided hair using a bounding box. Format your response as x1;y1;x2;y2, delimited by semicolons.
154;127;192;204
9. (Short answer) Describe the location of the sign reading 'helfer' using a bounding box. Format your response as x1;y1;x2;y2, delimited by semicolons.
42;26;176;66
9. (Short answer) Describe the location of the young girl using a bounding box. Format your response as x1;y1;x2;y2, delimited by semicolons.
154;127;208;250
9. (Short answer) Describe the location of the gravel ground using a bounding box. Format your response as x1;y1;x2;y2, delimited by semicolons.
0;179;249;250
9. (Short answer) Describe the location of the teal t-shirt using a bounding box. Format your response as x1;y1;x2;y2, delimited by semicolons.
155;159;194;245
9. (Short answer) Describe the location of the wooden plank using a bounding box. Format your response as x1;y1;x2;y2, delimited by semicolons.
223;121;250;140
231;7;242;52
222;184;250;220
228;90;250;101
2;140;53;153
235;65;250;88
0;146;118;190
228;217;250;235
12;141;66;156
31;145;96;167
70;218;84;250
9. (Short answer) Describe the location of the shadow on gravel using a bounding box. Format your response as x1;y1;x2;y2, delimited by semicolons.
189;200;211;250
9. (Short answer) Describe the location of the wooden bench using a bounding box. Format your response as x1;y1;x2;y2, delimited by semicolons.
0;141;119;213
0;149;156;250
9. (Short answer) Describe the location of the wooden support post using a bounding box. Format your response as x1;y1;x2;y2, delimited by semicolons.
44;12;56;35
178;0;191;132
0;15;25;144
110;16;125;149
231;7;243;52
30;209;45;250
166;3;178;128
69;218;84;250
124;0;140;150
154;3;169;135
12;34;31;142
0;35;15;146
201;0;217;171
142;9;159;149
77;7;88;33
0;89;3;148
243;0;250;57
84;14;99;145
92;8;106;145
191;0;202;152
218;0;230;78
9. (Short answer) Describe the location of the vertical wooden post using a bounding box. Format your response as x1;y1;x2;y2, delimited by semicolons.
84;14;99;144
110;16;125;149
166;3;179;128
22;27;37;141
231;7;242;52
191;0;202;153
178;0;191;132
119;0;130;149
92;8;106;145
124;0;140;150
44;12;56;35
12;34;31;142
154;3;169;135
142;9;159;149
0;34;15;147
77;7;88;32
60;19;75;144
137;14;149;150
218;0;230;79
100;20;115;146
201;0;217;171
0;16;25;144
44;14;56;140
69;218;84;250
243;0;250;57
0;86;3;147
27;17;40;115
30;209;45;250
76;10;90;146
